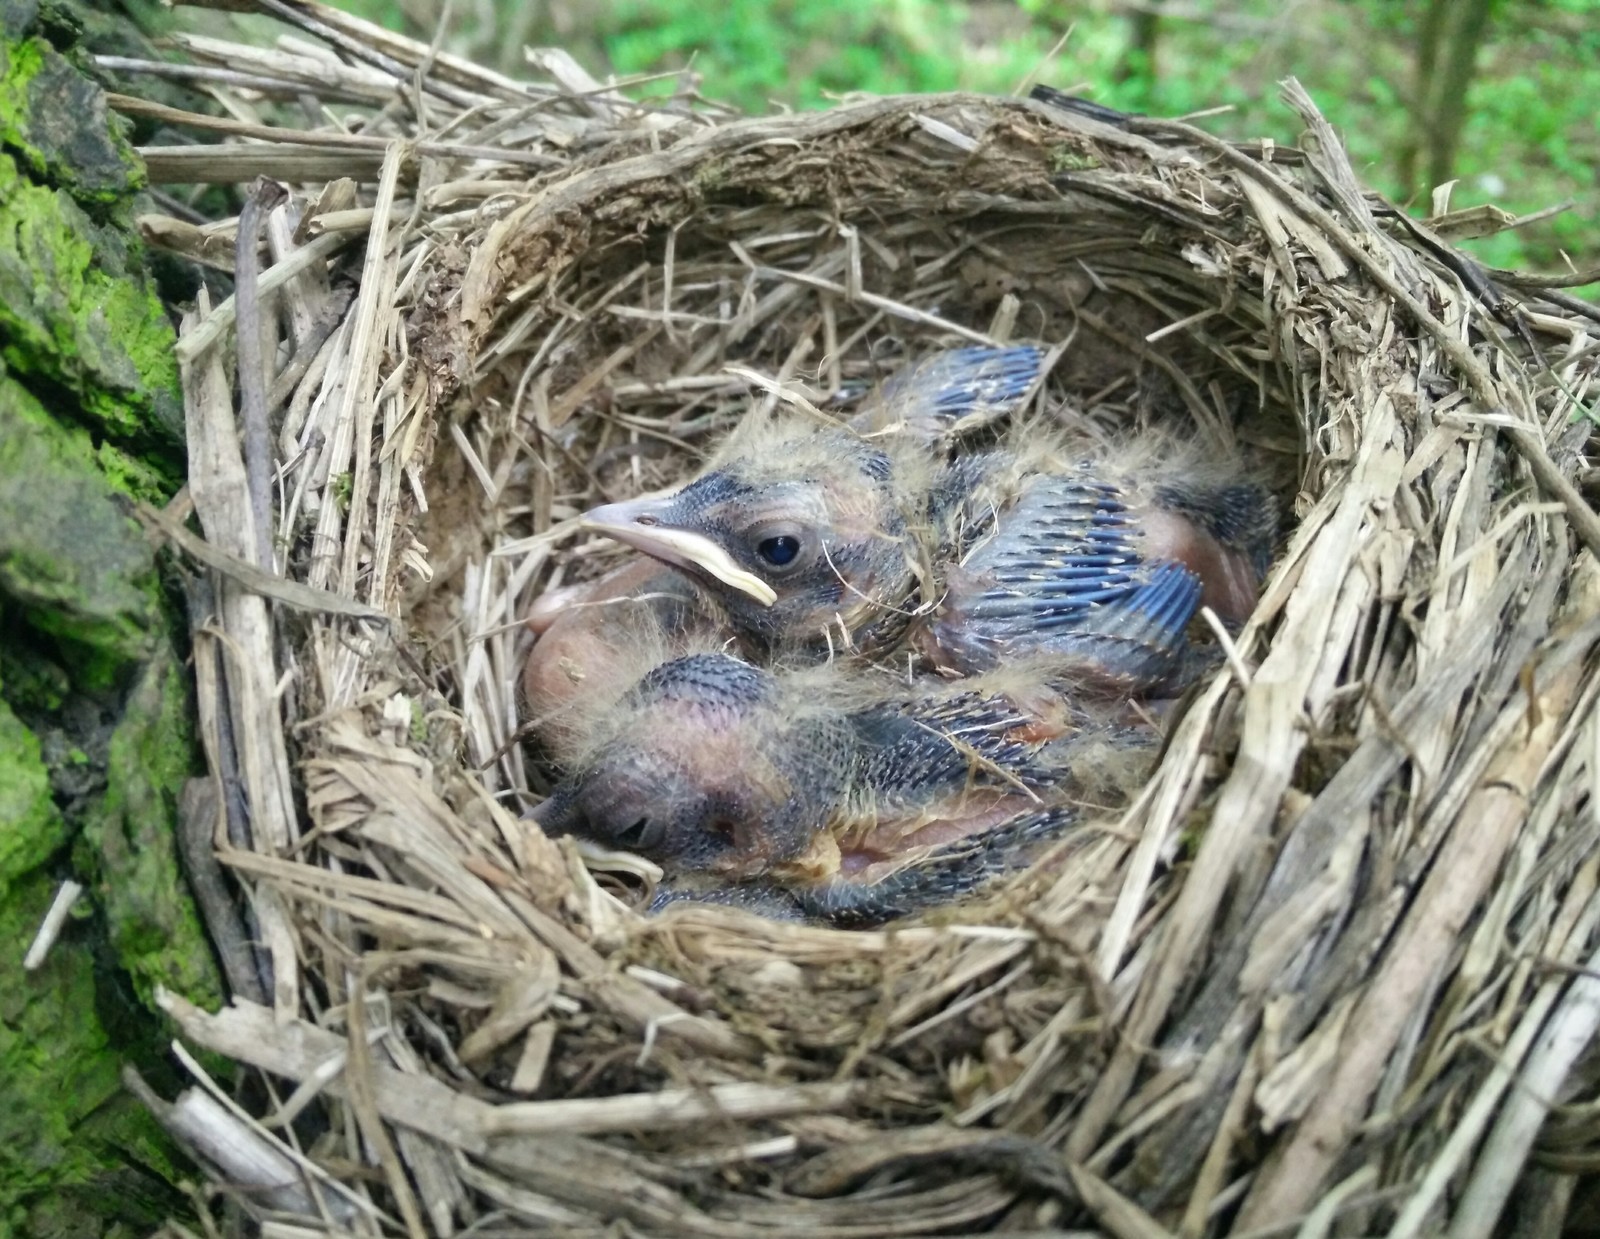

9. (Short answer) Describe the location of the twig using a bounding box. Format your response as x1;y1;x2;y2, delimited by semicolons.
234;178;288;572
176;778;268;1006
138;501;391;623
22;881;83;970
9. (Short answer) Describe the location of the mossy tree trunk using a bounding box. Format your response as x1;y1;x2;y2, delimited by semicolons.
0;0;222;1233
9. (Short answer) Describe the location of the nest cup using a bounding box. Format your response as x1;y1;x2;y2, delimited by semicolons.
160;33;1600;1238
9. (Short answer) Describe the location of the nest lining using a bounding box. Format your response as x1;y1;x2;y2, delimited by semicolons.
117;5;1600;1235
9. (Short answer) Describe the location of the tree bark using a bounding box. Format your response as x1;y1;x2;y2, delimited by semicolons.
1425;0;1497;191
0;2;222;1234
1115;0;1165;87
1397;0;1499;200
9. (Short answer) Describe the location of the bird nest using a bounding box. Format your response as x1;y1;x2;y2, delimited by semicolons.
124;5;1600;1235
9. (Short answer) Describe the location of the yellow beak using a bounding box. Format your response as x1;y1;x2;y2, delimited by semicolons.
581;499;779;607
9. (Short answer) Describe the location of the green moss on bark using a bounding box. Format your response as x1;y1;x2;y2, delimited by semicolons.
0;359;220;1012
0;33;139;202
0;686;66;891
0;670;187;1233
79;648;220;1009
0;8;229;1232
95;438;175;505
0;151;182;448
0;23;183;451
0;362;161;679
0;868;183;1237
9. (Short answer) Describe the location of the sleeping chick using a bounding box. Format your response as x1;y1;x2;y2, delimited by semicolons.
530;651;1152;925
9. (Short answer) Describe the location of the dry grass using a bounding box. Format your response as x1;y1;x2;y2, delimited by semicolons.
110;4;1600;1234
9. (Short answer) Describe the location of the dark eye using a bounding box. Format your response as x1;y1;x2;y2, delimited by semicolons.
756;535;802;567
613;816;665;853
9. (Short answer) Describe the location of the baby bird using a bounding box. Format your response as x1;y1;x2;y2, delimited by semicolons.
531;651;1150;924
922;436;1277;691
521;346;1048;744
581;365;1276;694
579;420;927;657
577;345;1048;658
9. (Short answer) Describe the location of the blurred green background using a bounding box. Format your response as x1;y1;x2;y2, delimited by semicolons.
340;1;1596;278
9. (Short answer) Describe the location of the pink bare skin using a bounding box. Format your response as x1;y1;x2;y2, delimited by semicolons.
838;792;1040;875
522;558;718;747
1139;508;1260;625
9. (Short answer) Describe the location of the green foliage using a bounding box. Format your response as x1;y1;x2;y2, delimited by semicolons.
602;0;977;105
342;0;1596;282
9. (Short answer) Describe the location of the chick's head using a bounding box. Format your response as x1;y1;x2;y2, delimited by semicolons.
582;422;926;653
536;652;852;878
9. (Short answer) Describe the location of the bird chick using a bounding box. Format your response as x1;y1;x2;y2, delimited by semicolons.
580;359;1277;693
923;431;1278;690
532;652;1151;923
532;652;856;877
579;421;926;656
579;346;1048;659
518;560;746;772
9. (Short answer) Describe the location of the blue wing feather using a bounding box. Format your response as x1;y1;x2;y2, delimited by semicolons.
858;346;1048;434
932;476;1204;689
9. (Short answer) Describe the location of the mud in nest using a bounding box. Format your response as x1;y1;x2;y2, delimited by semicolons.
119;7;1600;1235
